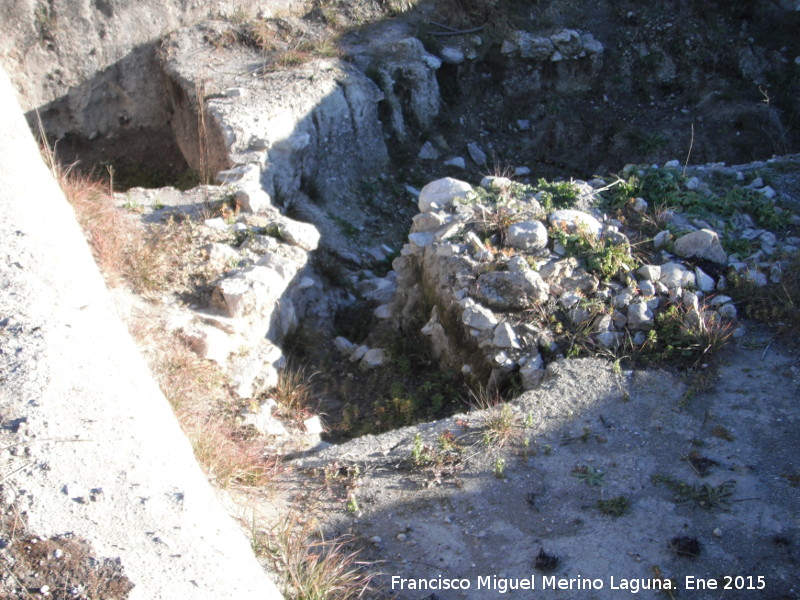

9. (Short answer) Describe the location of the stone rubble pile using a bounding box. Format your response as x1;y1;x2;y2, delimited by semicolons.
383;159;798;391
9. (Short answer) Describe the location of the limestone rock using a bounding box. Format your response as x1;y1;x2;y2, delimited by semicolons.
461;300;499;331
519;353;545;389
549;209;602;237
659;262;695;289
673;229;727;264
467;142;488;165
493;322;521;349
627;301;654;330
506;220;548;251
362;348;386;368
418;178;473;213
472;270;549;310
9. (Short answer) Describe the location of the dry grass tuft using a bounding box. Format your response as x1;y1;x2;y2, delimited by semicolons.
256;512;377;600
134;322;281;489
468;387;522;448
269;364;319;424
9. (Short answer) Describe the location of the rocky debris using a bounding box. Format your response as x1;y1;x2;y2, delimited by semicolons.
389;157;799;391
501;29;604;62
162;23;388;205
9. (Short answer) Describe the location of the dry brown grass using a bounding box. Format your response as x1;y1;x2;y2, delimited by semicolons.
133;321;282;489
270;364;319;424
41;138;280;490
56;169;130;286
42;138;215;297
256;511;377;600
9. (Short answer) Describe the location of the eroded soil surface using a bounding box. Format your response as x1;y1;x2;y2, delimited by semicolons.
283;329;799;599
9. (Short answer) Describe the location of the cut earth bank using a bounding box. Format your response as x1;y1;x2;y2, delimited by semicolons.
0;67;283;599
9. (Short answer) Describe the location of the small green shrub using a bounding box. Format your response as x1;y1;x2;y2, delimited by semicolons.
597;496;630;517
533;179;579;212
552;228;638;281
652;474;736;510
571;465;605;487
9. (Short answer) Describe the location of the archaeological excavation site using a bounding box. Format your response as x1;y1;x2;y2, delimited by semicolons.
1;0;799;598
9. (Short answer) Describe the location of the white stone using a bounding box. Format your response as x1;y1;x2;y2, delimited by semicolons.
374;304;393;319
494;351;516;370
418;177;473;213
596;331;622;348
519;353;544;389
304;415;324;435
203;217;229;231
243;408;287;436
334;336;355;354
362;348;386;367
412;211;451;233
627;301;654;330
461;300;498;331
653;230;672;248
685;176;702;190
493;322;521;349
638;280;656;296
181;324;235;364
682;290;699;312
506;220;548;251
660;262;695;289
440;47;465;64
418;141;439;160
467;142;487;165
637;264;662;281
481;176;513;190
277;218;320;251
694;267;716;292
757;186;776;199
632;197;648;213
235;187;271;213
548;209;602;236
351;345;369;361
664;159;681;168
408;231;436;249
443;156;466;169
206;243;239;265
673;229;727;264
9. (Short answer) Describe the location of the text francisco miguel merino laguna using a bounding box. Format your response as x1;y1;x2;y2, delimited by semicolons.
391;574;676;594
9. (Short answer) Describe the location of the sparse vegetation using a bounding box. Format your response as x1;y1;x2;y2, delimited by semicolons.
638;303;735;368
0;507;133;599
728;254;800;345
258;513;377;600
597;495;630;517
571;465;605;487
552;227;638;282
652;473;736;510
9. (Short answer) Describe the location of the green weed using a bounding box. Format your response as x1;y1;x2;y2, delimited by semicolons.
597;496;630;517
